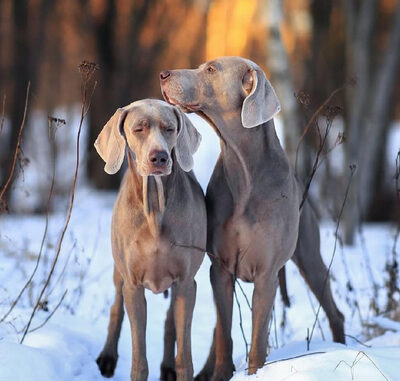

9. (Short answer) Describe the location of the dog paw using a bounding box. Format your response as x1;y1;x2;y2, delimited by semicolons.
160;365;176;381
209;365;235;381
194;370;212;381
96;352;118;378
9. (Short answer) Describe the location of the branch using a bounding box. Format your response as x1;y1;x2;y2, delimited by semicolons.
28;290;68;333
0;117;59;325
295;82;350;175
20;63;96;342
308;164;356;345
262;351;326;368
233;281;249;361
334;351;389;381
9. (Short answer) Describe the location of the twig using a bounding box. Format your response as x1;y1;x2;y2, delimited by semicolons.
20;63;96;343
45;238;77;299
235;279;252;311
295;81;351;174
358;215;379;314
314;132;345;171
272;304;279;349
334;351;389;380
28;290;68;333
0;117;59;325
305;288;325;341
0;82;30;208
300;112;338;211
308;164;356;345
344;334;371;348
263;351;326;367
233;257;249;361
233;282;249;361
336;230;364;324
386;150;400;311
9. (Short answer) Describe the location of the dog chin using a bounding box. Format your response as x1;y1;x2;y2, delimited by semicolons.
150;170;170;176
140;167;171;177
162;89;197;113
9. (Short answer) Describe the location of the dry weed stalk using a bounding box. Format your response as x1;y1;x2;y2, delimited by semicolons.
299;104;344;211
307;164;356;347
262;351;326;368
334;350;389;380
0;117;61;325
28;289;67;334
386;150;400;312
233;280;250;361
294;79;354;176
19;62;97;342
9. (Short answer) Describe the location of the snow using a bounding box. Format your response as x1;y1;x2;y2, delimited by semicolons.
1;114;400;380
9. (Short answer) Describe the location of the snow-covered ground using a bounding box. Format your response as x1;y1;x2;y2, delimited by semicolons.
1;114;400;380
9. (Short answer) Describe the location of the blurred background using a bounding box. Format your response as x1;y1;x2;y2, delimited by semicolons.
0;0;399;245
1;3;400;376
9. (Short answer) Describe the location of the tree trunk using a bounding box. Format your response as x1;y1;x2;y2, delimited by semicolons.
265;0;304;177
0;0;30;207
87;0;119;189
358;2;400;218
343;0;378;244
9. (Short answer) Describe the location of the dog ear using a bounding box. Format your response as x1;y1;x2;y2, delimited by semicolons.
173;107;202;172
241;64;281;128
94;108;127;174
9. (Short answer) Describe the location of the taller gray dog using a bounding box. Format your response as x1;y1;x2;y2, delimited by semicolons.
160;57;345;378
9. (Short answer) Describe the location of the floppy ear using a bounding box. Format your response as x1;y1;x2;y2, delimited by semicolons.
241;66;281;128
94;108;127;174
173;107;202;172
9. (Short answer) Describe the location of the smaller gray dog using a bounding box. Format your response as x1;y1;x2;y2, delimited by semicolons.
94;99;206;381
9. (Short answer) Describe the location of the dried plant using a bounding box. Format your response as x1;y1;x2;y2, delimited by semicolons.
307;164;356;347
20;62;97;342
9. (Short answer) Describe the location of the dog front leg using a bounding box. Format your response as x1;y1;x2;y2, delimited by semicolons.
97;266;124;377
248;274;278;374
173;279;196;381
161;299;176;380
210;263;235;381
123;284;148;381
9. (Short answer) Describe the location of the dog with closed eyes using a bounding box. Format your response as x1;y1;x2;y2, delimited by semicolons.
94;99;206;381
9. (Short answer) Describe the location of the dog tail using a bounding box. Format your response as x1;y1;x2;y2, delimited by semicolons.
278;265;290;307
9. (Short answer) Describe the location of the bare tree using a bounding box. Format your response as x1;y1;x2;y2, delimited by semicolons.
264;0;305;176
344;1;400;244
0;0;30;204
343;0;378;243
86;0;119;189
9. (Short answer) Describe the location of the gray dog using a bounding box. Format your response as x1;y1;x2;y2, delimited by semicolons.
94;99;206;381
160;57;345;378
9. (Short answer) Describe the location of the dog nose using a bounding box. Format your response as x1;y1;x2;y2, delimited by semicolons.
160;70;171;81
149;150;168;166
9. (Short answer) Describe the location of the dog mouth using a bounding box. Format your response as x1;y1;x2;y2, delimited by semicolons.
149;163;172;176
151;170;166;176
162;89;200;113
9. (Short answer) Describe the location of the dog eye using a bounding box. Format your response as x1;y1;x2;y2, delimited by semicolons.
166;128;175;133
206;65;216;73
134;128;143;133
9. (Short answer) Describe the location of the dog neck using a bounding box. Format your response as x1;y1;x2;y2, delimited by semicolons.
127;152;168;236
198;111;290;215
